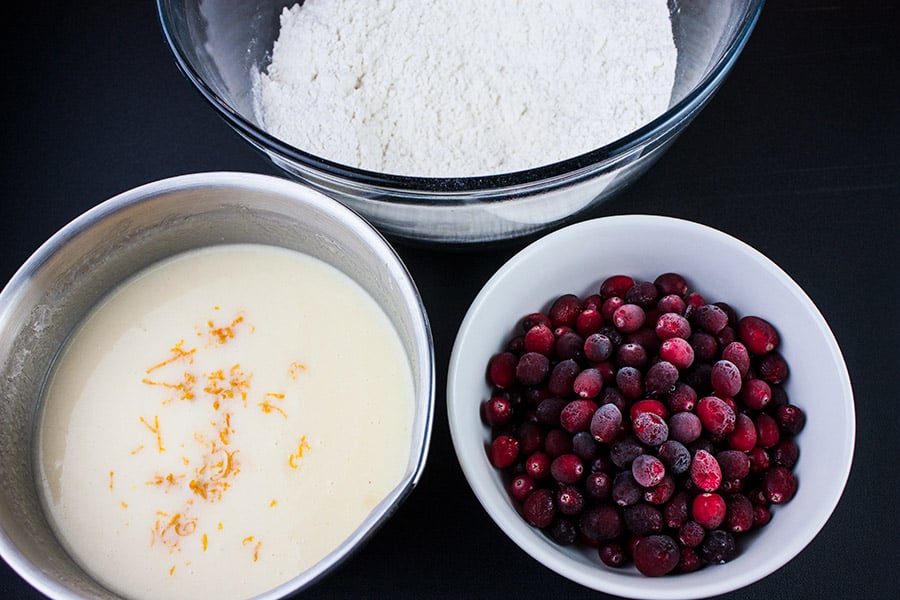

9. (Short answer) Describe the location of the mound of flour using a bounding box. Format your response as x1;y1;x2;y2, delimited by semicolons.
254;0;676;178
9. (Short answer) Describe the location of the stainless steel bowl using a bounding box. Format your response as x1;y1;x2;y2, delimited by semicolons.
0;172;434;599
157;0;765;243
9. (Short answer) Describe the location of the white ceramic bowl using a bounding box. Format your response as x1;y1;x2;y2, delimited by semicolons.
447;215;854;599
0;172;434;599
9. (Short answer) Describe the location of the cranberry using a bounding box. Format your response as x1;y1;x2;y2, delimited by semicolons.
554;331;585;362
624;503;664;536
696;396;736;437
654;272;689;297
763;465;798;504
772;438;800;468
689;331;719;362
710;360;742;398
775;404;806;435
521;312;552;332
725;494;754;533
556;485;586;516
615;366;644;399
633;535;680;576
610;435;645;470
549;294;582;328
692;492;726;529
579;504;624;543
755;413;781;448
571;430;599;460
753;504;772;527
655;312;692;340
700;530;737;564
644;360;679;396
612;471;643;507
560;399;598;433
585;471;612;500
658;337;695;369
600;274;635;299
575;308;604;337
572;369;604;400
690;449;723;492
515;421;543;455
583;333;613;362
632;411;669;447
489;435;519;468
631;454;666;488
482;396;514;427
757;351;789;384
600;296;625;323
684;291;707;317
721;341;750;379
522;488;556;528
666;382;698;413
550;453;585;484
693;304;729;334
629;398;669;421
523;323;555;355
487;351;517;388
598;541;628;568
727;412;758;452
677;547;703;573
737;316;779;355
550;517;578;545
547;359;580;396
657;293;686;315
508;473;536;502
658;440;691;475
616;342;648;368
590;403;622;444
524;451;551;480
668;411;702;444
662;490;690;527
625;281;659;308
740;377;772;410
544;428;573;457
747;446;771;475
716;449;750;480
678;520;706;548
515;351;550;386
535;397;566;428
613;303;646;333
644;474;676;505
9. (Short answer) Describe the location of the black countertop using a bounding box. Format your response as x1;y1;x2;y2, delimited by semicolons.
2;2;898;599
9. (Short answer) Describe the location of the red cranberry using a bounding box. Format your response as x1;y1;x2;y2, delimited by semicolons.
654;272;689;297
668;411;702;444
600;274;635;299
657;293;686;315
725;493;754;533
740;378;772;410
524;451;551;480
696;396;736;437
710;360;742;398
631;454;666;488
655;312;692;340
615;366;644;399
482;396;514;427
692;492;726;529
524;323;555;355
598;541;628;568
666;382;698;413
755;413;781;448
763;465;798;504
633;535;680;576
737;316;780;355
521;312;552;332
678;520;706;547
583;333;613;362
727;412;758;452
644;474;677;505
757;351;789;384
590;402;622;444
644;360;680;396
677;547;703;573
515;351;550;386
508;473;536;502
549;294;582;328
689;331;719;362
487;351;517;388
548;359;580;397
690;449;723;492
632;411;669;447
585;471;612;500
624;503;664;536
721;341;751;378
613;303;646;333
560;399;598;433
775;404;806;435
575;308;604;337
616;342;648;368
579;504;624;543
556;485;586;516
550;453;585;484
694;304;729;334
659;337;695;369
625;281;659;308
522;488;556;528
489;435;519;468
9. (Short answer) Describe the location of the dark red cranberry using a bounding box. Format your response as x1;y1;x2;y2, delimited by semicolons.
584;471;612;500
482;396;514;427
677;547;703;573
521;312;552;332
613;303;646;333
549;294;582;328
633;535;680;576
725;493;754;533
716;449;750;480
522;488;556;528
508;473;536;502
575;308;604;337
624;503;664;536
662;490;690;528
524;451;551;480
616;342;648;368
535;397;566;428
544;428;573;457
763;465;798;504
692;492;726;529
727;412;758;452
523;323;555;355
610;435;646;470
678;520;706;548
572;368;603;399
515;421;543;455
643;474;676;505
547;359;580;397
487;351;517;388
738;315;780;355
515;351;550;386
654;272;689;297
657;293;686;315
598;541;628;568
752;504;772;527
689;331;718;362
579;503;624;543
550;517;578;545
747;446;771;475
556;485;586;516
710;360;742;398
721;341;751;378
571;430;599;460
615;366;644;399
775;404;806;435
612;471;643;507
625;281;659;308
600;296;625;323
772;438;800;468
644;360;679;396
683;291;707;318
583;333;613;362
700;529;737;564
666;382;698;413
489;435;519;468
694;304;729;334
740;378;772;410
554;332;585;362
600;274;635;299
589;402;622;444
550;453;585;484
755;413;781;448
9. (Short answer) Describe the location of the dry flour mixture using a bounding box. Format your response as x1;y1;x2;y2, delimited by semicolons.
254;0;676;178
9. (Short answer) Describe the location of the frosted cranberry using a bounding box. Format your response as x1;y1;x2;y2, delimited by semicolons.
570;369;602;400
585;471;612;500
525;451;551;480
668;411;702;444
600;274;635;299
612;471;643;507
488;351;517;388
583;333;613;362
629;398;669;421
482;396;514;427
775;403;806;435
598;541;628;568
544;428;573;457
616;342;648;368
716;450;750;480
632;454;666;488
721;341;750;378
551;454;585;484
696;396;736;437
694;304;729;334
550;517;578;545
737;316;779;355
516;421;543;455
580;503;624;543
658;440;691;474
644;361;679;396
739;378;772;410
692;492;726;529
658;337;694;369
600;296;625;322
489;435;519;468
515;352;549;386
632;411;669;447
624;281;658;308
560;399;598;433
753;504;772;527
590;402;622;444
657;293;686;315
678;520;706;548
549;294;582;328
655;312;692;341
508;473;536;502
662;490;690;527
654;272;689;297
548;359;580;396
666;382;698;413
764;465;798;504
747;447;771;475
678;547;702;573
772;438;800;468
725;494;754;533
758;351;789;384
572;431;599;460
624;503;664;536
556;485;586;516
554;331;585;362
690;449;723;492
711;360;743;398
610;435;646;469
755;413;781;448
700;529;736;564
521;312;552;332
523;488;556;528
727;412;758;452
613;303;646;333
689;332;719;362
633;535;680;576
524;323;555;355
615;366;644;399
535;397;566;427
575;308;604;337
644;474;676;505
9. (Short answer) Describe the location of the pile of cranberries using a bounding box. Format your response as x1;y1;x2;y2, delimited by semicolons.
481;273;805;576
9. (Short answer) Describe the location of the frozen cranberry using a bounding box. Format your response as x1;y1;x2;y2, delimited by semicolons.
690;449;722;492
775;404;806;435
572;430;599;460
716;449;750;480
644;474;676;505
666;382;698;413
594;361;616;386
632;454;666;488
627;326;662;354
678;520;706;548
521;312;552;332
550;517;578;545
585;471;612;500
516;421;543;455
524;451;551;480
489;435;519;468
598;541;628;568
600;296;625;322
696;396;736;437
610;435;646;469
684;291;706;317
654;272;688;297
624;503;664;536
694;304;729;334
555;332;586;362
644;360;679;396
632;411;669;447
616;342;648;368
548;294;582;328
580;504;624;543
612;471;643;507
534;397;565;427
575;308;604;337
689;331;719;362
668;411;702;444
590;402;622;444
583;333;613;362
633;535;680;576
753;504;772;527
658;337;694;370
677;547;702;573
655;312;692;340
615;366;644;399
556;485;586;516
725;493;754;533
757;351;789;384
482;396;514;427
727;412;758;452
721;341;751;378
613;303;646;333
747;447;771;475
662;490;690;527
560;399;598;433
692;492;726;529
657;293;686;315
737;316;779;355
551;454;585;484
600;274;635;299
523;323;555;355
700;529;737;564
522;488;556;528
755;413;780;448
515;352;550;386
625;281;659;308
716;326;736;349
764;465;798;503
544;428;573;457
772;438;800;468
710;360;742;398
488;351;517;388
548;359;580;396
629;398;669;421
508;473;536;502
658;440;691;474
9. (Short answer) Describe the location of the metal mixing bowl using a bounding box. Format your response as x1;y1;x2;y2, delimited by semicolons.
157;0;765;243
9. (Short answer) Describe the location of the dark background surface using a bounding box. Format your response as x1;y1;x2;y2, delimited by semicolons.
2;1;898;598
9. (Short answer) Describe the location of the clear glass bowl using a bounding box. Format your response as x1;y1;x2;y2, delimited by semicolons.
157;1;765;244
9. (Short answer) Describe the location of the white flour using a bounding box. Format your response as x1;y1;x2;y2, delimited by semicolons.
254;0;676;178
